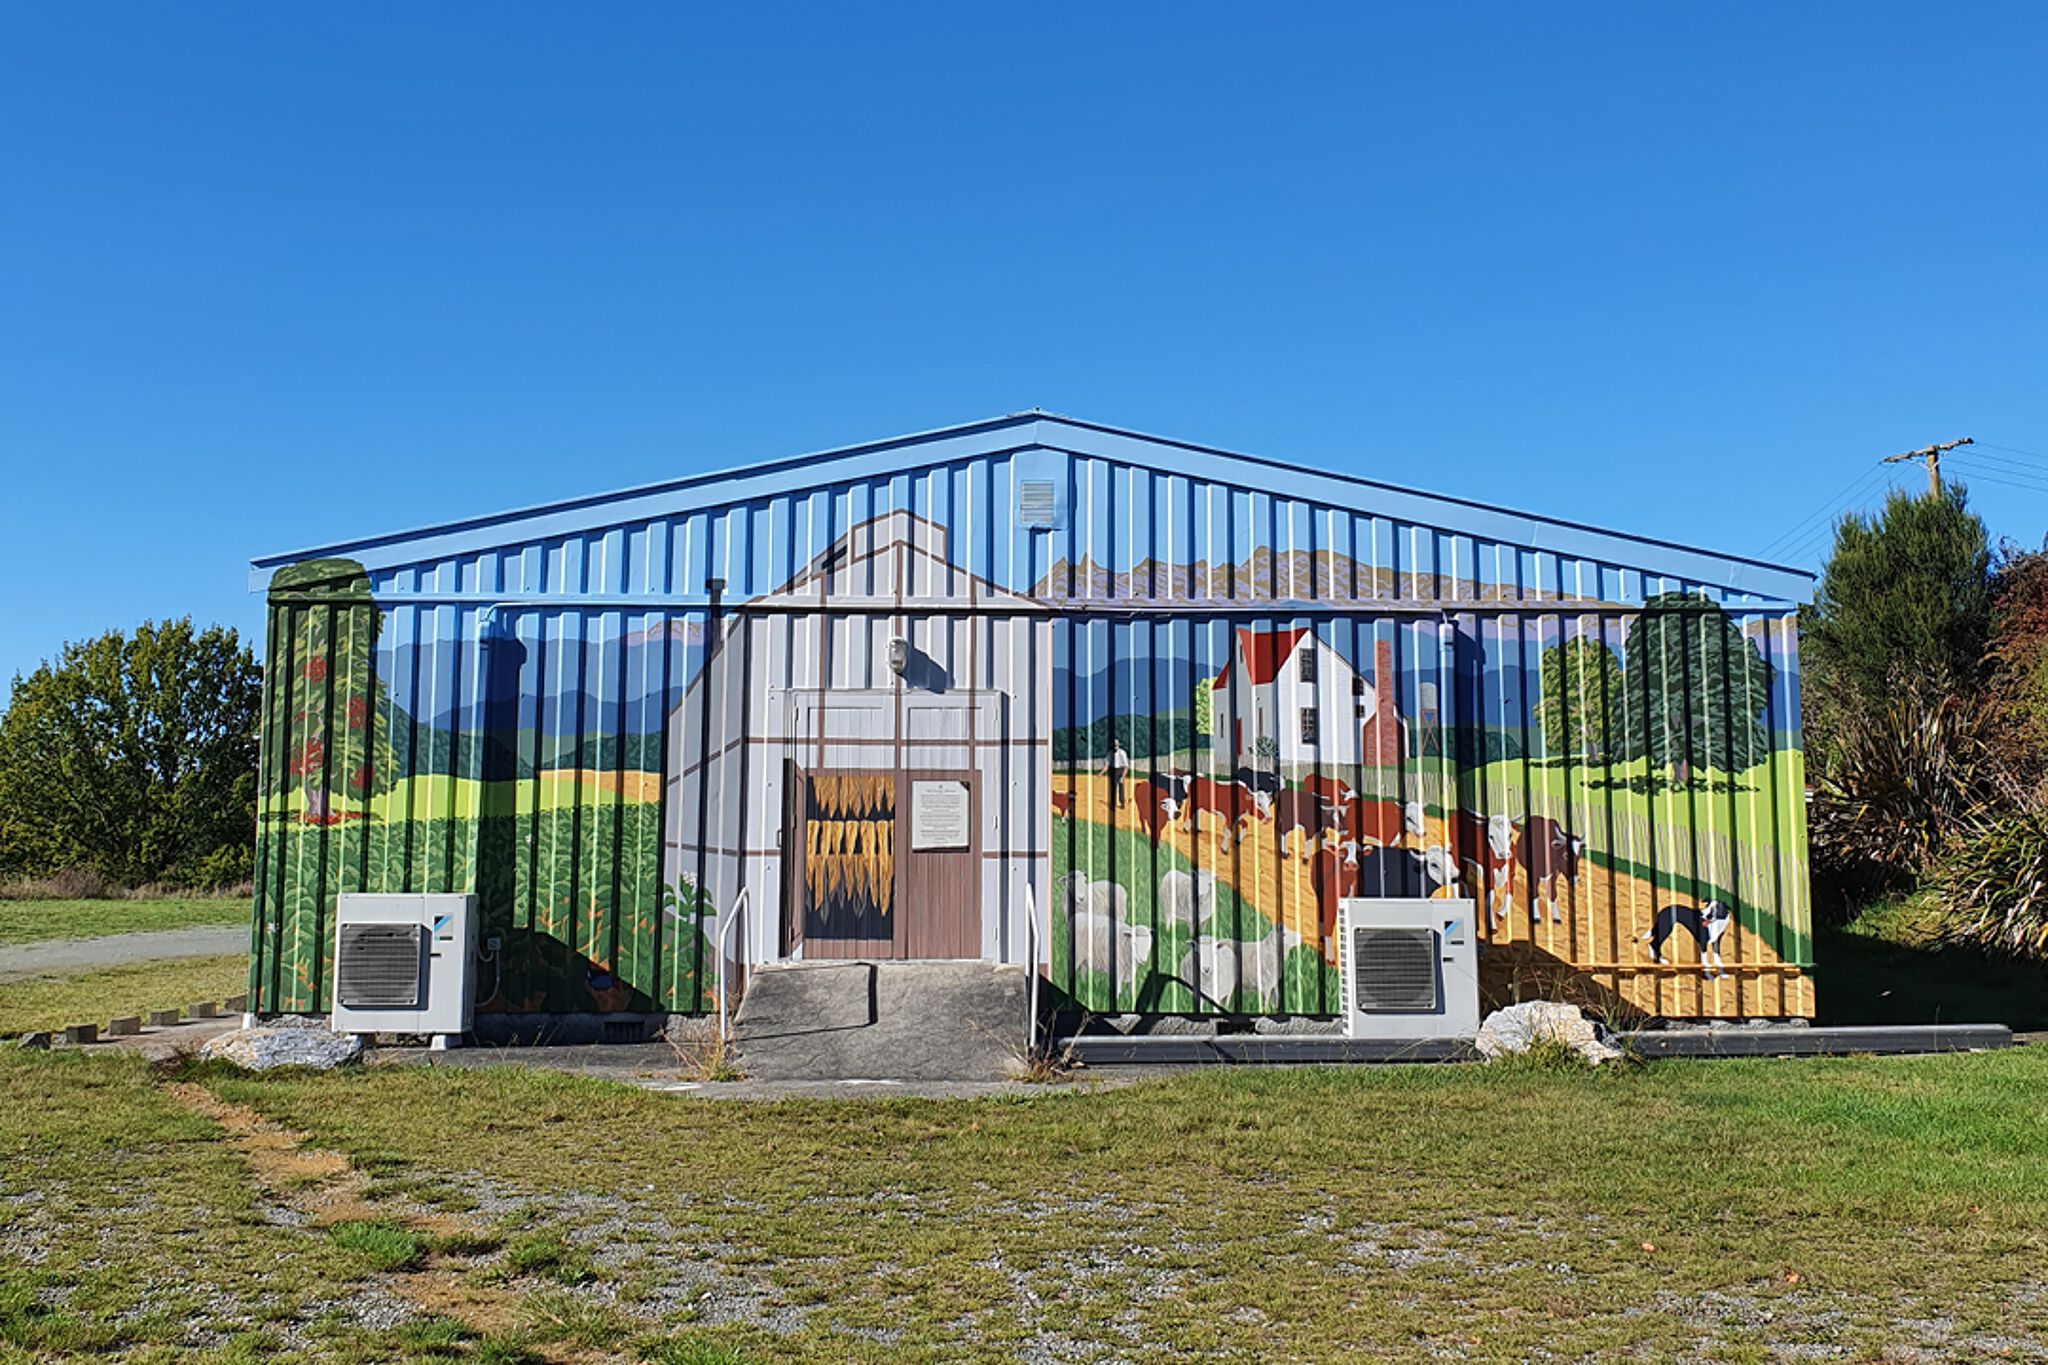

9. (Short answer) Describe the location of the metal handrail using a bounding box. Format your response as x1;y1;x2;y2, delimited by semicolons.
1023;875;1041;1056
717;888;749;1043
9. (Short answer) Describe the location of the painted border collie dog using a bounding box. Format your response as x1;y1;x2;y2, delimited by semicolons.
1641;900;1732;977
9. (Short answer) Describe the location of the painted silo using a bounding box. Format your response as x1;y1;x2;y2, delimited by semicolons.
247;413;1815;1024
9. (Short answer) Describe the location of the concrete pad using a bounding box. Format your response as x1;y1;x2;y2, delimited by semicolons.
62;1024;98;1045
187;1002;219;1019
103;1014;242;1061
105;1016;142;1037
148;1009;182;1027
734;960;1030;1082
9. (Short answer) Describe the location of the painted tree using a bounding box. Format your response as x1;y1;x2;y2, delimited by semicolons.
265;559;394;823
1193;676;1214;738
1533;634;1625;763
1622;593;1775;784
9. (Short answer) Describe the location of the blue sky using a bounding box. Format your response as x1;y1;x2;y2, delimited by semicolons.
2;4;2044;699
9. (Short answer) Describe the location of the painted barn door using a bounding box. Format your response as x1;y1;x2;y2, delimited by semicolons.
781;691;996;961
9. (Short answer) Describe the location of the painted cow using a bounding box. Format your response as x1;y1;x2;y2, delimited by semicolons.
1310;840;1363;945
1299;773;1358;808
1356;844;1461;900
1516;815;1585;923
1128;778;1182;838
1271;789;1340;861
1182;776;1267;849
1233;767;1283;799
1448;810;1517;921
1340;798;1411;850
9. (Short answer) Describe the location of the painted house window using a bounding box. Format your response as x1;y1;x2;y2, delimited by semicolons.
1297;645;1316;685
1299;708;1319;745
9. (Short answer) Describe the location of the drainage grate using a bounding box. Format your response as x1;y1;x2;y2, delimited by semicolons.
1352;926;1439;1013
336;923;423;1009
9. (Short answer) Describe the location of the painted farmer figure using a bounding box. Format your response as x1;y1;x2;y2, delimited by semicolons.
1106;738;1129;809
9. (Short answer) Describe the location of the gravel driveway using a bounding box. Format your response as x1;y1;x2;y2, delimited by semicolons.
0;926;247;983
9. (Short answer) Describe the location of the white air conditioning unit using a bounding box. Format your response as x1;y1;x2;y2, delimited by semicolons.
331;893;476;1046
1338;898;1480;1041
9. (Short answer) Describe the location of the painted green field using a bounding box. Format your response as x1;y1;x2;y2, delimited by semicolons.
3;1046;2045;1362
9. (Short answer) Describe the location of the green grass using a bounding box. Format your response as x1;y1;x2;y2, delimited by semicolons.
1816;893;2048;1030
6;1044;2046;1361
0;954;246;1035
0;896;247;946
328;1220;426;1272
501;1231;594;1285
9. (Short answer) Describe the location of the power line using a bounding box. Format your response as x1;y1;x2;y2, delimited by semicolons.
1946;448;2048;480
1945;453;2048;486
1772;467;1916;566
1977;441;2048;466
1756;461;1889;559
1941;463;2048;498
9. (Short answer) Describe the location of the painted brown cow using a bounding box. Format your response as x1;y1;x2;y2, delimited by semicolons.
1128;778;1181;838
1299;773;1357;809
1515;815;1585;922
1310;841;1362;946
1272;789;1339;861
1339;798;1410;851
1182;776;1265;850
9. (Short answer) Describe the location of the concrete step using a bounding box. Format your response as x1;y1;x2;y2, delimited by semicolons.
733;959;1030;1081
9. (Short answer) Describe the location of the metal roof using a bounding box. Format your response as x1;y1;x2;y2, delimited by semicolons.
249;411;1815;601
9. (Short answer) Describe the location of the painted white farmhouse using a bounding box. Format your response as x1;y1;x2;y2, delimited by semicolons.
1209;627;1402;771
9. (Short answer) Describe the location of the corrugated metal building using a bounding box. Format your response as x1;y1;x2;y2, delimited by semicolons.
247;414;1816;1023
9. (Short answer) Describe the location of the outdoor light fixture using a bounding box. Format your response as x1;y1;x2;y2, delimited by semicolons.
887;636;909;675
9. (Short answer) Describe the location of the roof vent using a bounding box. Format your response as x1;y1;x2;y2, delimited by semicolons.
1018;480;1057;529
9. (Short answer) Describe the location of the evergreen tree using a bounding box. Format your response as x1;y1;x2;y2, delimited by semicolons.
1806;486;1991;699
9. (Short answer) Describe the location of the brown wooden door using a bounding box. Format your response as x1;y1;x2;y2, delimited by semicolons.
899;769;980;959
788;766;979;960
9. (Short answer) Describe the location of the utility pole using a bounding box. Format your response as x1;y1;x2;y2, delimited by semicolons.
1882;438;1972;499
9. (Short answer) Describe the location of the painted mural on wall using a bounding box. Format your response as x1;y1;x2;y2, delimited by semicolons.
249;558;718;1015
1046;554;1811;1021
250;475;1812;1022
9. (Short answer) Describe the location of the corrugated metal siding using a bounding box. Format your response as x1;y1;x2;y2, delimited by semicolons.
250;439;1811;1019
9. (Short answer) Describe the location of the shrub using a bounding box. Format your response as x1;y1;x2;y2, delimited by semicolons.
1928;802;2048;959
1806;679;1999;919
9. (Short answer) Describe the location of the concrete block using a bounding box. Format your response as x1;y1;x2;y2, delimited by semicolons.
222;995;247;1013
187;1002;219;1019
148;1009;182;1027
734;960;1028;1082
62;1024;98;1045
105;1016;142;1037
16;1032;51;1051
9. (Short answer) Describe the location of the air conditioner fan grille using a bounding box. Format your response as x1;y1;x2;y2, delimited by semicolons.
1352;925;1440;1013
336;923;423;1009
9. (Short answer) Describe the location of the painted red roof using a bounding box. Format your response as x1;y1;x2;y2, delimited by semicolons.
1212;627;1310;691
